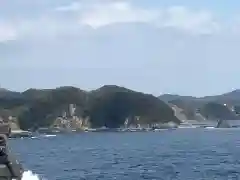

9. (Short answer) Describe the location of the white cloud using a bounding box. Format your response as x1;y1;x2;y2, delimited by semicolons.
0;0;221;41
54;1;219;34
55;2;82;12
78;1;160;29
0;22;17;42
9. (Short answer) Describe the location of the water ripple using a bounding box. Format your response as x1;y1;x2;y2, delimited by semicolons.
9;130;240;180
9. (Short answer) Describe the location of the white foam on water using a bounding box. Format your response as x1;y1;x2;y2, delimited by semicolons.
22;170;41;180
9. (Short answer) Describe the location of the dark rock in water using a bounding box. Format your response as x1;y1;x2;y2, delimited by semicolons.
216;120;231;128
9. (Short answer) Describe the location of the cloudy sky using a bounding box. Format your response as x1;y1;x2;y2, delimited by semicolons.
1;0;240;96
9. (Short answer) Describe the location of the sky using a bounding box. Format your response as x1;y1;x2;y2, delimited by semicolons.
1;0;240;97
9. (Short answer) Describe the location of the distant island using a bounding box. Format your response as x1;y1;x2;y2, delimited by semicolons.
1;85;240;133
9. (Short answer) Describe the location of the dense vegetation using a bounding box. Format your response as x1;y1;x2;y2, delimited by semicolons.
159;90;240;120
88;87;179;128
200;102;236;120
0;85;180;130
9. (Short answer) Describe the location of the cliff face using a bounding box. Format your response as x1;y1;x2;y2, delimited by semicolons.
159;90;240;121
0;86;179;130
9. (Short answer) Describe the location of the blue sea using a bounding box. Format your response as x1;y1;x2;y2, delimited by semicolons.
9;129;240;180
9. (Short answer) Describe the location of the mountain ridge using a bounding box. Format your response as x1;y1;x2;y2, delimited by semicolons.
159;89;240;101
0;85;180;130
159;89;240;120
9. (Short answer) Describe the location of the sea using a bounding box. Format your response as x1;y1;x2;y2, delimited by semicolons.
9;128;240;180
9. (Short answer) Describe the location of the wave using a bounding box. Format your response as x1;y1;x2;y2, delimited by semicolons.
22;170;42;180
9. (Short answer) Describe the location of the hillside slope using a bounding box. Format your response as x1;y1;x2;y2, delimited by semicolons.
0;86;180;130
159;90;240;120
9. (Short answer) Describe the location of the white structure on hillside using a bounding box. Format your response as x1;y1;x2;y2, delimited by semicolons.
124;118;129;128
62;111;67;118
69;104;76;117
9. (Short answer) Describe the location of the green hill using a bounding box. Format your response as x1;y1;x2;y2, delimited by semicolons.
159;90;240;120
88;86;180;128
0;86;180;130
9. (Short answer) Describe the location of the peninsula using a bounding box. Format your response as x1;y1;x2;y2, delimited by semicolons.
0;85;180;132
1;86;240;134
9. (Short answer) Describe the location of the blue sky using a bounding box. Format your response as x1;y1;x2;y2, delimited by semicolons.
1;0;240;97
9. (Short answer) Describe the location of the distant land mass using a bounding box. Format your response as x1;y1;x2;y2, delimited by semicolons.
1;86;240;131
0;85;180;130
159;90;240;121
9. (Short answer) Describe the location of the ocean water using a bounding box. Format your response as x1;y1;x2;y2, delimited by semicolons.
9;129;240;180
